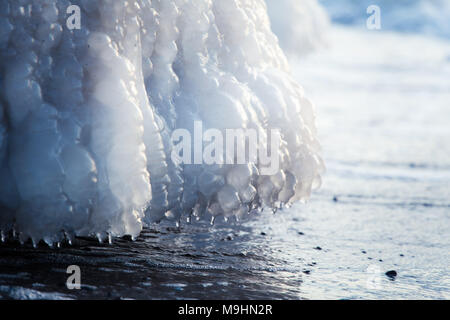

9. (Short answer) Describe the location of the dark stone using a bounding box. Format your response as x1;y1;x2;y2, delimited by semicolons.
385;270;397;278
333;196;338;202
314;246;322;251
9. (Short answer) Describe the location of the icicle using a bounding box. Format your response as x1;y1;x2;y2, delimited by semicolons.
19;233;26;245
44;237;54;247
64;231;73;246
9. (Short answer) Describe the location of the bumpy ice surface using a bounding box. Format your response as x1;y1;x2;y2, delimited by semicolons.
0;0;324;245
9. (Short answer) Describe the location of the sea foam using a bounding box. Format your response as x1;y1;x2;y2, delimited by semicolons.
0;0;324;245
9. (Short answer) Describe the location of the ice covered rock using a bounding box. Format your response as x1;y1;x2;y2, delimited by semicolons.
0;0;324;244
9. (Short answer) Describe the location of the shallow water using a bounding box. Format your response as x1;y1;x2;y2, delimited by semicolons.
0;26;449;300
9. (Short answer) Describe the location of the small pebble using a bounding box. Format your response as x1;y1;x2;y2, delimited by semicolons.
385;270;397;279
122;235;133;241
314;246;322;251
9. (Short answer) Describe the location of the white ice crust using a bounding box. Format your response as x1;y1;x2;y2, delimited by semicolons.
0;0;324;244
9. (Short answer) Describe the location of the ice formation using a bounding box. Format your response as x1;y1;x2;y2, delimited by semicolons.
0;0;324;245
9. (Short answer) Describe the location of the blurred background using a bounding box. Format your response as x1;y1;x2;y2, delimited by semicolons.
279;0;450;298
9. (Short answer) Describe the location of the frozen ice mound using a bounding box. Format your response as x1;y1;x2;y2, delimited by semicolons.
0;0;324;245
